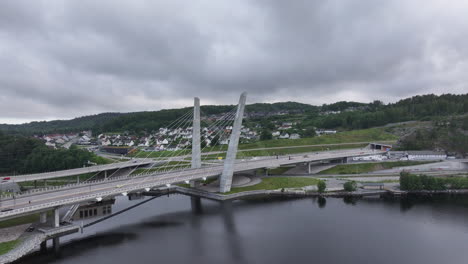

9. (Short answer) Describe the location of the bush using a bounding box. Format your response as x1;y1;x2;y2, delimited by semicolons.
400;172;447;191
343;181;357;192
317;180;326;193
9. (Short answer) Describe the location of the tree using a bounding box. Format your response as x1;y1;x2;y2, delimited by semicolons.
343;181;357;192
260;129;273;140
302;127;316;138
211;135;220;146
317;180;326;193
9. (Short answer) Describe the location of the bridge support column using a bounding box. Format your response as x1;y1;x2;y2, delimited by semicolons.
76;175;80;184
53;208;60;228
40;212;47;224
53;237;60;253
190;97;202;188
40;241;47;252
190;197;202;214
308;163;312;174
220;92;247;193
104;170;108;179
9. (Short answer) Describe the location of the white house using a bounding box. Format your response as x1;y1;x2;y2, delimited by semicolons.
289;133;301;139
279;133;290;139
272;131;281;137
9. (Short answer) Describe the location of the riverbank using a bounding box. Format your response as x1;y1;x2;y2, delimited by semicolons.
0;232;46;264
4;183;468;264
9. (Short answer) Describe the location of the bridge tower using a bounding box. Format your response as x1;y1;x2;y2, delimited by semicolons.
190;97;201;187
219;92;247;193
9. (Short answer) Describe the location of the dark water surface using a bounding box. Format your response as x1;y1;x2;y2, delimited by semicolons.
15;194;468;264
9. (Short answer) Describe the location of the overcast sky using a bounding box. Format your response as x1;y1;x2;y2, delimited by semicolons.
1;0;467;124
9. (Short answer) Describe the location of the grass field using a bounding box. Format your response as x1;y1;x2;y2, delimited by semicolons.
0;239;20;255
224;177;319;194
318;161;435;175
131;162;191;175
238;128;397;149
237;143;368;158
129;127;396;159
267;167;294;175
0;214;39;229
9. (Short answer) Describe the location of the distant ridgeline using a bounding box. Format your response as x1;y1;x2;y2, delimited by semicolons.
0;94;467;135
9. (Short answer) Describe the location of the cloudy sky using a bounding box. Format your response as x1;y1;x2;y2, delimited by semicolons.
1;0;467;124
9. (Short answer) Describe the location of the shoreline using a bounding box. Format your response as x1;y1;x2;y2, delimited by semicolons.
3;187;468;264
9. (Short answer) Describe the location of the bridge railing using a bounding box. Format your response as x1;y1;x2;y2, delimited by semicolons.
6;160;152;179
0;167;227;218
0;164;222;200
0;149;379;200
0;149;382;202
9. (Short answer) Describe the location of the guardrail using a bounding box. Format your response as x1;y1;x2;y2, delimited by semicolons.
0;149;380;218
5;160;153;180
1;149;378;200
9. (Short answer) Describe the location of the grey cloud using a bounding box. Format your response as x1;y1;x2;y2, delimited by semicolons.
0;0;467;123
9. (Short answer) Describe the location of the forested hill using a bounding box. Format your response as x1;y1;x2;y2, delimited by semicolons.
0;102;316;135
306;93;468;130
0;94;467;135
0;113;123;135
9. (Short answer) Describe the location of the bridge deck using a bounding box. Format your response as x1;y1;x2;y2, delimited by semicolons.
5;160;153;182
0;149;383;220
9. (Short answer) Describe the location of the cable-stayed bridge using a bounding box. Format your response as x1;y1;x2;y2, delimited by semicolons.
0;92;384;237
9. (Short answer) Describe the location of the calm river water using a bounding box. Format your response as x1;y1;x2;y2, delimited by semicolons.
14;194;468;264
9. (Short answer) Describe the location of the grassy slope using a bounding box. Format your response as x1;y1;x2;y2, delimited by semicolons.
239;128;397;149
0;214;39;229
130;127;396;159
0;239;20;255
319;161;435;175
224;177;318;194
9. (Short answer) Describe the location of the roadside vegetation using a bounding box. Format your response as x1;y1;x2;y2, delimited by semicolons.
0;239;20;255
343;181;357;192
317;180;326;193
318;161;435;175
400;172;468;191
0;215;39;229
224;177;319;194
131;162;191;175
267;167;293;175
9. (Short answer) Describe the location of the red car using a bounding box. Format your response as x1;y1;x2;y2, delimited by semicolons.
2;177;10;182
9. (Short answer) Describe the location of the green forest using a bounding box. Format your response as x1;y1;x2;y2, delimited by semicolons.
1;94;466;135
0;132;108;174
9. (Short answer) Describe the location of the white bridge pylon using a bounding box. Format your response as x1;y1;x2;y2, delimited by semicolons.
191;92;247;193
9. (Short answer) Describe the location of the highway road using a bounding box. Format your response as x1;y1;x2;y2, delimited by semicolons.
4;160;153;182
0;148;381;220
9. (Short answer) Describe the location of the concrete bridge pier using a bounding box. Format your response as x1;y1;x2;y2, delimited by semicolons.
40;241;47;252
190;97;201;188
220;92;247;193
190;196;203;214
40;211;47;224
307;162;312;174
53;237;60;253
